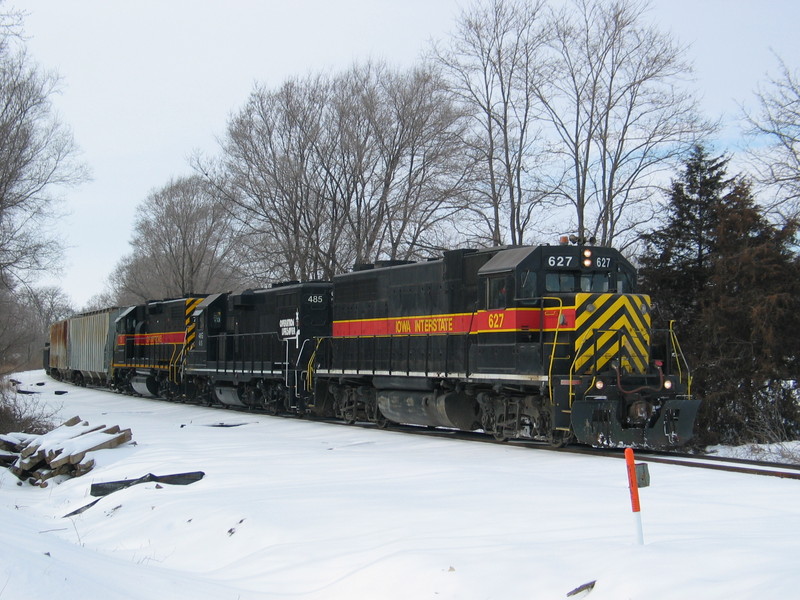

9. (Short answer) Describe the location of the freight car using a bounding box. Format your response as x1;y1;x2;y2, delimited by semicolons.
45;307;122;387
310;243;699;448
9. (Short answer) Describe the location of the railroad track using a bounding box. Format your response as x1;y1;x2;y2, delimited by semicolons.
625;450;800;480
42;379;800;480
360;422;800;480
501;440;800;479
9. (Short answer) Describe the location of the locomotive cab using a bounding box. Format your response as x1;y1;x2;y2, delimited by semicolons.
472;243;698;447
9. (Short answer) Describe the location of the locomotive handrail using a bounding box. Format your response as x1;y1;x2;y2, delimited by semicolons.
206;330;283;375
168;343;182;384
568;334;595;403
668;320;692;395
541;296;565;408
305;337;325;392
293;337;312;394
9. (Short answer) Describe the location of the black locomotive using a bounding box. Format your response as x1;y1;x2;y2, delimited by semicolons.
45;242;699;449
112;296;206;398
184;282;332;414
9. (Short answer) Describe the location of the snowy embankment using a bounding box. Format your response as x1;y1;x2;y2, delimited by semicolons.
1;370;799;600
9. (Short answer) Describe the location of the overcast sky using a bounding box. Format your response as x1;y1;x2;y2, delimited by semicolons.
18;0;800;307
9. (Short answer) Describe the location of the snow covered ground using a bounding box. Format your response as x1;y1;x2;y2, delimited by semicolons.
2;370;799;600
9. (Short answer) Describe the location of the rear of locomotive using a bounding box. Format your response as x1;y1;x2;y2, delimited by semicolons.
529;244;699;448
112;296;205;398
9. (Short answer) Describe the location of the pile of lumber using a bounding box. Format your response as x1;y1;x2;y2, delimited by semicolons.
0;416;132;487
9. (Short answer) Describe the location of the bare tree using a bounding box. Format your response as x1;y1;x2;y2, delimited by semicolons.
536;0;709;247
0;283;72;374
19;284;73;335
0;285;37;374
374;66;472;258
744;55;800;221
0;12;87;286
0;3;85;378
217;62;469;281
81;289;118;312
221;74;334;282
320;62;469;264
432;0;550;246
110;176;249;302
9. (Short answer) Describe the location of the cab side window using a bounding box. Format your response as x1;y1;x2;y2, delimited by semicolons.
487;275;513;309
518;270;537;299
617;267;635;293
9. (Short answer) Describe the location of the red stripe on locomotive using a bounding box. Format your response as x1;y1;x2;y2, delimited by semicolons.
332;308;576;337
115;331;187;346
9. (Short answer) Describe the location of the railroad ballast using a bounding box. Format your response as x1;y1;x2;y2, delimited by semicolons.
44;242;700;448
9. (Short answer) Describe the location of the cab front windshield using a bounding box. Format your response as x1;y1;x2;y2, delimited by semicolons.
545;272;612;293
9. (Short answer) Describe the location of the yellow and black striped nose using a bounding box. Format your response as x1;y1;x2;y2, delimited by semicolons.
185;297;204;348
573;293;651;375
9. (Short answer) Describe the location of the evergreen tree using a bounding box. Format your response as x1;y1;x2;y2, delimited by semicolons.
639;145;800;445
639;145;731;333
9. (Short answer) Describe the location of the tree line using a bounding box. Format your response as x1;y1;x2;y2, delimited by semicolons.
1;0;799;445
110;0;712;300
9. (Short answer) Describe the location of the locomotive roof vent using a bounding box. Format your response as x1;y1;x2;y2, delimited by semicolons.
373;259;415;268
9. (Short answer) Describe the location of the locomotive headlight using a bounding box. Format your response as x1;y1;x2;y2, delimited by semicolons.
663;379;673;390
595;379;605;390
582;249;592;267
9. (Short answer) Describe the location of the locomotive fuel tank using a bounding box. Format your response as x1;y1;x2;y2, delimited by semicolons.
131;373;160;397
377;389;481;431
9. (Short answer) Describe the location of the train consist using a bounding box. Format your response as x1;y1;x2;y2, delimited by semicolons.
44;242;700;448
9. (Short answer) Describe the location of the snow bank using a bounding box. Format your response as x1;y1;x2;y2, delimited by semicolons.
1;371;799;599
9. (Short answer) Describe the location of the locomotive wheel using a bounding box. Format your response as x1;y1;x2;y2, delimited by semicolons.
342;403;357;425
338;388;358;424
549;430;573;448
267;393;281;415
492;429;509;442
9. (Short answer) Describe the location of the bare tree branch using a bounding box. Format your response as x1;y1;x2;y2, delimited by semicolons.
743;53;800;222
109;176;250;303
532;0;712;247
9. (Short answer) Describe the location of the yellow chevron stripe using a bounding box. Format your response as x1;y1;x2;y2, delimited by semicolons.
184;297;203;347
575;321;644;373
573;293;651;375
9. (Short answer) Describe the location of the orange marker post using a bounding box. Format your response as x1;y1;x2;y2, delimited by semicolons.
624;447;644;545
